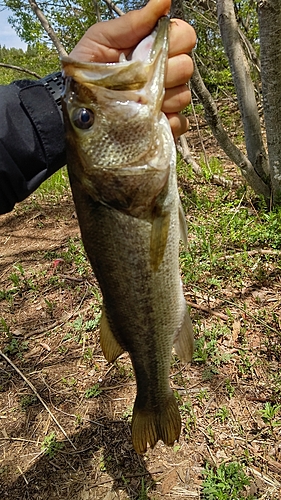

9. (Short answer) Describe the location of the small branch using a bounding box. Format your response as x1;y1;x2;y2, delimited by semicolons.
0;349;76;450
93;0;101;22
102;0;124;16
218;248;281;261
178;135;203;176
178;135;237;189
186;300;229;321
0;63;41;79
238;27;260;73
17;465;29;485
28;0;68;57
190;93;210;173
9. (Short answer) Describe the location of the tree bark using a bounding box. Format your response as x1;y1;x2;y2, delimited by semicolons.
216;0;269;186
102;0;125;16
258;0;281;205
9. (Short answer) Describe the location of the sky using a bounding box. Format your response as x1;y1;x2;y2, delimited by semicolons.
0;8;27;50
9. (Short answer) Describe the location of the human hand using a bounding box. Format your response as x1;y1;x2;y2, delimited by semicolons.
70;0;196;138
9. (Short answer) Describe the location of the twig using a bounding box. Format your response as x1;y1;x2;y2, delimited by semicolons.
25;293;91;338
93;0;101;22
186;300;229;321
0;63;41;79
102;0;124;16
190;94;210;173
17;465;29;485
0;437;38;443
0;350;76;450
218;248;281;260
178;135;236;189
247;466;281;487
178;135;203;176
28;0;68;57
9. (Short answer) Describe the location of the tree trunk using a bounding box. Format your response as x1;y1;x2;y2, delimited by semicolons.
191;56;271;202
258;0;281;206
216;0;269;186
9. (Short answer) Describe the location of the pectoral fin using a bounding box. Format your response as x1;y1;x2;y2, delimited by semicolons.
150;212;170;272
173;305;194;363
100;307;124;363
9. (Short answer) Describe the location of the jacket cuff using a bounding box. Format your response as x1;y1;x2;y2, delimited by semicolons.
19;82;65;171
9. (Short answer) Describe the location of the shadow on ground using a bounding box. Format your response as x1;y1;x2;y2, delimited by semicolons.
0;416;154;499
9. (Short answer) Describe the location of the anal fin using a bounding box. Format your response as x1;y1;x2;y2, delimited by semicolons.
100;307;124;363
131;391;181;454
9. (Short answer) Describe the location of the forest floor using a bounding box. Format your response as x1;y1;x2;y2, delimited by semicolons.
0;108;281;499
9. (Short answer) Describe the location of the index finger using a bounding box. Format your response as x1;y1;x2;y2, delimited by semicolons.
168;19;197;57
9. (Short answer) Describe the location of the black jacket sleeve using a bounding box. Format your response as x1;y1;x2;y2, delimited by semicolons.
0;74;66;214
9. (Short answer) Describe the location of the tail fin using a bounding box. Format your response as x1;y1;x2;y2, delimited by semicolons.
131;392;181;454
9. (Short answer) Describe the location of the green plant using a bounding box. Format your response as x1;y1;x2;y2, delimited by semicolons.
61;377;77;387
3;337;29;358
193;336;218;364
41;432;63;458
20;394;38;410
237;351;254;378
193;326;231;369
225;378;235;398
259;402;281;434
83;347;93;363
196;388;209;404
179;401;196;437
215;406;230;424
206;426;215;445
75;414;83;426
9;264;36;292
84;384;102;399
44;298;55;317
0;318;11;336
202;461;251;499
37;167;70;200
122;405;133;421
137;478;152;500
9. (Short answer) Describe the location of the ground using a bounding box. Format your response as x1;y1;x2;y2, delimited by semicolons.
0;122;281;499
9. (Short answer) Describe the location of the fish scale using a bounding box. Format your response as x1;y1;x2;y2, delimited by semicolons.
61;16;194;454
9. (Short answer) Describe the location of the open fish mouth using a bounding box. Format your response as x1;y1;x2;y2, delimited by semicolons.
61;16;169;92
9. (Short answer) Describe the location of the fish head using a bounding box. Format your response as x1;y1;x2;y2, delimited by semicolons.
61;17;173;214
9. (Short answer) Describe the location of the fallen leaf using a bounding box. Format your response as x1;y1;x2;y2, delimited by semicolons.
161;468;178;495
232;319;241;341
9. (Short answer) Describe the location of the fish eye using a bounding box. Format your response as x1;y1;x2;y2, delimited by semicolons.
72;108;94;129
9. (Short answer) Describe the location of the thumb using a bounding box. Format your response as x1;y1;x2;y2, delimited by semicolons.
128;0;171;39
70;0;171;61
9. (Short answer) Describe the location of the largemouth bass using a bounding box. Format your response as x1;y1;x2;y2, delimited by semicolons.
61;16;194;454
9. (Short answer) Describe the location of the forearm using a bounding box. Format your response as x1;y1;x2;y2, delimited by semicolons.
0;73;66;215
